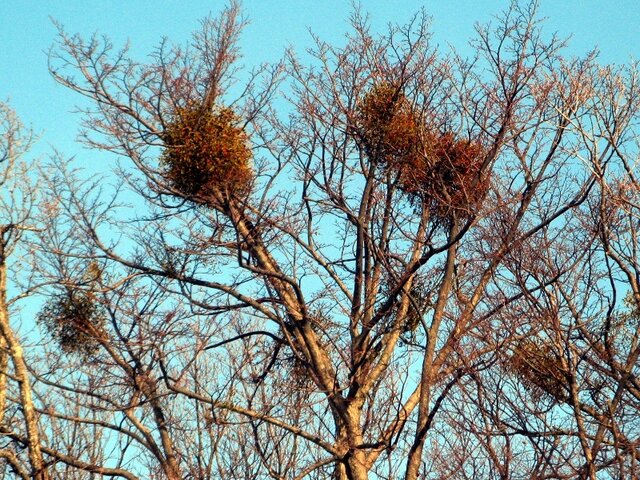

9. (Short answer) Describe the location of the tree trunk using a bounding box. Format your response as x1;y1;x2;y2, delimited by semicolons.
0;336;7;425
334;449;369;480
0;252;48;479
331;405;370;480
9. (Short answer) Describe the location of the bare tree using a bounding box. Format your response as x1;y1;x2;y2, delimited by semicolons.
0;110;143;480
19;1;640;479
0;101;52;479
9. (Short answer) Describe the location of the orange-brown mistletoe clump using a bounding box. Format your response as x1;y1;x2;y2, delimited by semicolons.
355;82;421;165
161;105;253;203
356;83;487;224
398;132;487;224
508;339;568;402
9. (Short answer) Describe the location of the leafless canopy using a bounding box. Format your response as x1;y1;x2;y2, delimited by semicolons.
0;1;639;479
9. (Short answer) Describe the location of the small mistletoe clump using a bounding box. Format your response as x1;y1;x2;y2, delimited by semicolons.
355;82;421;165
403;282;432;334
161;105;253;203
38;290;106;357
397;132;487;224
508;339;567;402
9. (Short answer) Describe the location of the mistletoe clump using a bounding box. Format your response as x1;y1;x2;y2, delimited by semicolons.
397;132;487;224
355;82;421;165
508;339;568;402
356;83;487;224
161;105;253;203
38;290;107;357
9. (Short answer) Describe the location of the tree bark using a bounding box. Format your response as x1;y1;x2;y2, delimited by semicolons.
0;247;48;479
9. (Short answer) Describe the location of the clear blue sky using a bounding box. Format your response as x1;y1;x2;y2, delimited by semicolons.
1;1;639;163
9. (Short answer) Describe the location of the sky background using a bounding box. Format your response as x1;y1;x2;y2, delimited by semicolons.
1;0;639;165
